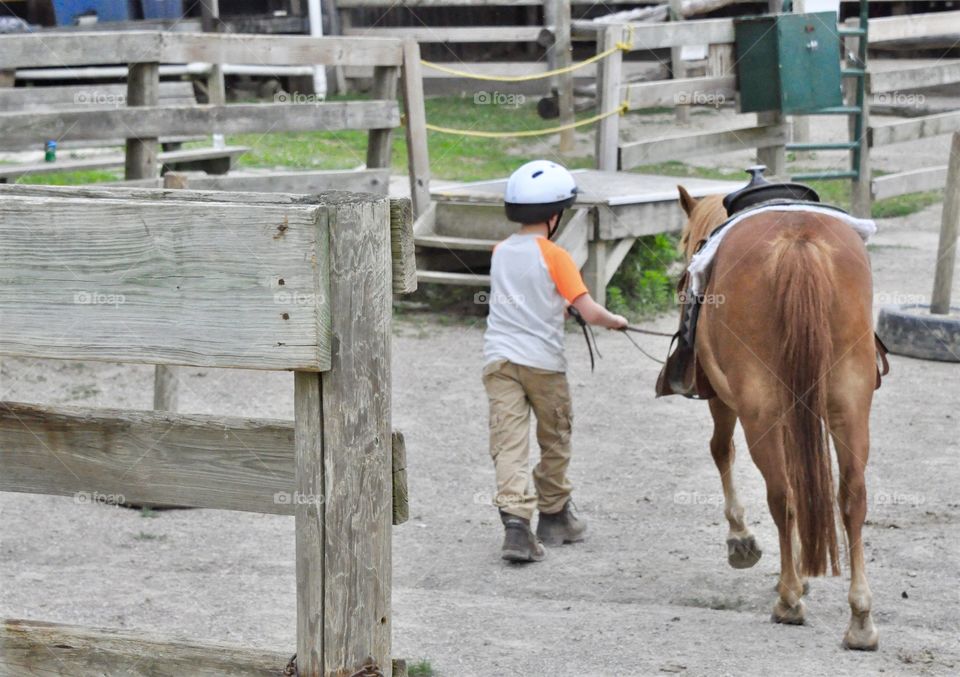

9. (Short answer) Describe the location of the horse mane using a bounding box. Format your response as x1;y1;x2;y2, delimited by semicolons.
680;194;728;261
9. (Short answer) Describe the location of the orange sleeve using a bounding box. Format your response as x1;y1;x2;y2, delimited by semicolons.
537;239;589;303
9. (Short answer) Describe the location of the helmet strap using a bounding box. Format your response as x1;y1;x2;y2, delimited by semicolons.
548;210;563;240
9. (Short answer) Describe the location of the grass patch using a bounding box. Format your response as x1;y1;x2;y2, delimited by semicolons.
873;190;942;219
407;659;434;677
607;233;683;319
216;95;597;181
14;169;122;185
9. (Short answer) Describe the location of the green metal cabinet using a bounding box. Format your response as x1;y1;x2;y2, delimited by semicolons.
734;12;843;114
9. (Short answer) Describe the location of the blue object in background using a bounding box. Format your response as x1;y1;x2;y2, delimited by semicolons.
52;0;133;25
141;0;183;20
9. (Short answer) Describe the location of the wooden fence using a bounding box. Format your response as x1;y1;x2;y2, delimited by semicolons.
0;30;432;218
580;18;788;175
857;10;960;210
0;183;416;677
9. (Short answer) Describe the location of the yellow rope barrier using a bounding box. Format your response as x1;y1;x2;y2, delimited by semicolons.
423;102;629;138
420;25;634;83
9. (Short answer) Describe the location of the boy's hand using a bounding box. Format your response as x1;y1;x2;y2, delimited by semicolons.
610;314;628;330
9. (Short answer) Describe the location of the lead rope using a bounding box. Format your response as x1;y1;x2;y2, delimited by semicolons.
569;309;673;369
617;327;666;365
567;306;601;371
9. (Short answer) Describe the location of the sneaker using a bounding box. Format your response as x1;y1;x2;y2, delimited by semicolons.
500;510;546;563
536;500;587;546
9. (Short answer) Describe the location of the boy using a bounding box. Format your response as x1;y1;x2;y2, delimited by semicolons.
483;160;627;563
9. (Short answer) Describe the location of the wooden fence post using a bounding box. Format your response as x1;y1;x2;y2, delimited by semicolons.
546;0;575;152
594;25;623;171
757;111;787;178
848;37;872;218
124;62;159;180
367;65;401;169
932;132;960;315
151;172;189;412
401;40;432;219
296;194;392;677
669;0;689;124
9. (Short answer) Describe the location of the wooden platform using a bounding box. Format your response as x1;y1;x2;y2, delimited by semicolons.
414;170;744;294
429;170;743;239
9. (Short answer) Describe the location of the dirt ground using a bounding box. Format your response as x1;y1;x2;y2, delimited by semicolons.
1;196;959;676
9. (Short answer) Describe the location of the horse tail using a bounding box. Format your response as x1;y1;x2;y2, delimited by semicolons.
772;227;840;578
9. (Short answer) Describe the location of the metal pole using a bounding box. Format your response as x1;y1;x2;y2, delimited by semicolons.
307;0;329;98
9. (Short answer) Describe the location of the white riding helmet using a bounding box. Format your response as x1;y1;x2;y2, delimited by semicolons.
504;160;578;226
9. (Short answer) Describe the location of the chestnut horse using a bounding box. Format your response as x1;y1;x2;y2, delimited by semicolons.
676;187;879;650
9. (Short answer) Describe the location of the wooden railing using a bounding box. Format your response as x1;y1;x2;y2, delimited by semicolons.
584;18;788;175
0;31;431;216
860;11;960;204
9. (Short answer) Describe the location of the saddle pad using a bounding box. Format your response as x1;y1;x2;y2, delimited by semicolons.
688;205;877;296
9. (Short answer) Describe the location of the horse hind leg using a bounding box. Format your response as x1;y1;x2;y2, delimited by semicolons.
830;404;879;651
740;414;806;624
709;398;762;569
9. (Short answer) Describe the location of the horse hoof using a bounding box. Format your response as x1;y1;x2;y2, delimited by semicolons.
726;535;762;569
771;598;806;625
843;613;879;651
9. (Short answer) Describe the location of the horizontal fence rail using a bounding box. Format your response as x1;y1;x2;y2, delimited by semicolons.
0;32;405;68
0;101;399;141
0;187;336;371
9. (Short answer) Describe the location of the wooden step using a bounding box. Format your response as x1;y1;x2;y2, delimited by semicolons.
414;234;498;251
417;270;490;286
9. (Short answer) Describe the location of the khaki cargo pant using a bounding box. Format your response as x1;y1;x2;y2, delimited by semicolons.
481;358;574;521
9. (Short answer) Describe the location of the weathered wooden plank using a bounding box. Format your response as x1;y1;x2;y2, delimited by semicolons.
343;25;543;42
124;62;160;182
338;0;640;5
0;147;246;181
871;165;947;201
161;169;391;195
595;26;624;171
295;371;325;673
866;10;960;44
622;18;736;51
401;40;433;218
0;32;165;69
390;198;419;294
932;132;960;314
619;124;786;168
160;32;405;67
870;110;960;146
0;619;291;677
316;193;392;675
0;182;324;204
366;65;400;169
0;32;404;68
0;193;331;371
0;401;295;514
624;75;735;110
0;101;399;142
868;59;960;94
0;81;194;111
392;431;409;525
